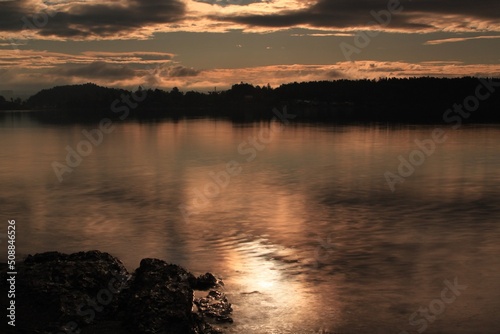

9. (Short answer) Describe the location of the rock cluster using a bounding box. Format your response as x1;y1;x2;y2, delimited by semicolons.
0;250;232;334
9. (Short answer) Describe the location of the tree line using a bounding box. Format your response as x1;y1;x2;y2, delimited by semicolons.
1;77;499;123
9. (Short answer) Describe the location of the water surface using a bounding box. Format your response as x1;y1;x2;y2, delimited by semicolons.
1;112;500;333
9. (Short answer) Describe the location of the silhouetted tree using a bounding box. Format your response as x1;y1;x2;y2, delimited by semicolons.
16;77;500;123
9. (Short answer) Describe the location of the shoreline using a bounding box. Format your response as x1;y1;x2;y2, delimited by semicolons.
1;250;233;334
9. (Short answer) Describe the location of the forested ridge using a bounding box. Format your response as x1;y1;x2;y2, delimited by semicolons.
2;77;499;123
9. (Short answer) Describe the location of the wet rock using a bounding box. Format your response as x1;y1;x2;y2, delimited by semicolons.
123;258;228;333
1;250;129;333
192;272;219;290
123;258;196;333
195;290;233;324
0;251;232;334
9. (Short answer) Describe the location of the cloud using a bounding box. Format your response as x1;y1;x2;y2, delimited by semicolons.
0;49;178;90
213;0;500;33
193;0;267;7
326;69;344;79
166;66;202;77
54;61;136;80
129;61;500;92
0;0;41;32
81;51;175;63
0;0;186;39
291;32;355;37
0;49;174;69
2;0;500;39
419;61;465;65
424;35;500;45
2;59;500;94
0;42;26;46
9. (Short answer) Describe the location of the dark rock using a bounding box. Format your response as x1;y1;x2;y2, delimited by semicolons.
1;250;129;333
124;258;196;333
192;272;219;290
0;251;231;334
24;250;69;264
195;290;233;324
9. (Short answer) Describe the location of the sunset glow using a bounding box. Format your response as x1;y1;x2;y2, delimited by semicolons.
1;0;499;95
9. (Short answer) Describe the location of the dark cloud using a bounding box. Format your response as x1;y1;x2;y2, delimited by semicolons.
0;0;33;32
55;62;136;80
0;0;186;38
326;69;344;78
194;0;266;6
167;66;202;77
214;0;500;31
135;53;174;62
82;51;174;63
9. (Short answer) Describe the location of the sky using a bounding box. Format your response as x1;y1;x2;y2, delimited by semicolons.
1;0;500;96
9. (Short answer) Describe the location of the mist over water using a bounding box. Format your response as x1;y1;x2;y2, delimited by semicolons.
2;113;500;333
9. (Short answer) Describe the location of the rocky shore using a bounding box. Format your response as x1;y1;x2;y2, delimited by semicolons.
0;250;233;333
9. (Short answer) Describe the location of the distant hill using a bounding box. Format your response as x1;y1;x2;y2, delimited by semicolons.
0;95;23;110
26;83;128;110
5;77;500;123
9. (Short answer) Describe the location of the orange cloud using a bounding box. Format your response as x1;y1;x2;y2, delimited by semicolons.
2;0;500;40
1;48;499;93
424;35;500;45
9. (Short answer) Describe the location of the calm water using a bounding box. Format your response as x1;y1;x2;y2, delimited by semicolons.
1;112;500;333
